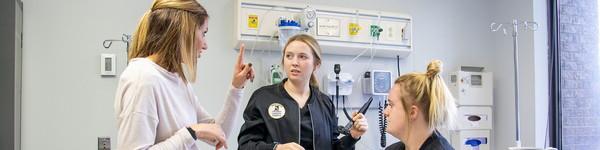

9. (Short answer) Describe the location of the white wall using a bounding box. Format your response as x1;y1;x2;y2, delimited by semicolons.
533;0;550;147
22;0;149;149
21;0;548;149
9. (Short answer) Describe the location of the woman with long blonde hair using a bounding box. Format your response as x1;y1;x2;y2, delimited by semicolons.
384;60;456;150
114;0;254;149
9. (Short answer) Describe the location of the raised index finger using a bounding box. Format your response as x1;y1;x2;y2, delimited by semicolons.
236;43;246;65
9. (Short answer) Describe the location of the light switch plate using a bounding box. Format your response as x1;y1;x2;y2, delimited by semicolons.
100;54;116;76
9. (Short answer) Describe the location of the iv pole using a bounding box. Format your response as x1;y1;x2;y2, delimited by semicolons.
490;19;538;149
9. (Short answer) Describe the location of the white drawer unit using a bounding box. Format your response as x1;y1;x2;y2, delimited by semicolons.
449;66;494;150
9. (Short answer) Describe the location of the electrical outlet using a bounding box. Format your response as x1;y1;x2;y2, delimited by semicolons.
98;137;110;150
379;22;401;42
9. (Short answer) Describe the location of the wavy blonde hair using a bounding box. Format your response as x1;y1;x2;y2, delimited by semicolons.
395;60;456;129
128;0;208;82
281;34;322;88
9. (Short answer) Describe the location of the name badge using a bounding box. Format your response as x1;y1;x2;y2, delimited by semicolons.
268;103;286;119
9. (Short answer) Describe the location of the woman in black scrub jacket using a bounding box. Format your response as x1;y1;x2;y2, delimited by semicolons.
238;34;368;150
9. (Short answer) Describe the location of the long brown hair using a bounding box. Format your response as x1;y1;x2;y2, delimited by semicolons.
128;0;208;82
395;60;456;129
281;34;322;88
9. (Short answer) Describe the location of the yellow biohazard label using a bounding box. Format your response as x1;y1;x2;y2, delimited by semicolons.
248;15;259;29
349;23;361;36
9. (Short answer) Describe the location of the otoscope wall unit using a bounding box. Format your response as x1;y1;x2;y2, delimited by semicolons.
233;0;413;58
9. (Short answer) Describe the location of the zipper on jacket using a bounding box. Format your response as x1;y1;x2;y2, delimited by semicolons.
308;104;316;149
298;106;301;144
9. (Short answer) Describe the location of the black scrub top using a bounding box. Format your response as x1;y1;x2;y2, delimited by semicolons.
299;104;314;149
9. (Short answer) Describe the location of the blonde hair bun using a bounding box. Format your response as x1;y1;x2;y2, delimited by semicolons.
426;60;443;78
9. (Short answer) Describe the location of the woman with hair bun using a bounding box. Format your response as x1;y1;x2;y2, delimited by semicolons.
384;60;456;150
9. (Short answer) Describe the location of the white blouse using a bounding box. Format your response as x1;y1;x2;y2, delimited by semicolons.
114;58;243;150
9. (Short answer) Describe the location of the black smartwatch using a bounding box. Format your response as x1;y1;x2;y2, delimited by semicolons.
186;127;197;140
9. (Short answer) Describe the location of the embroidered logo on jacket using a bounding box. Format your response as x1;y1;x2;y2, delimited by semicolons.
268;103;286;119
